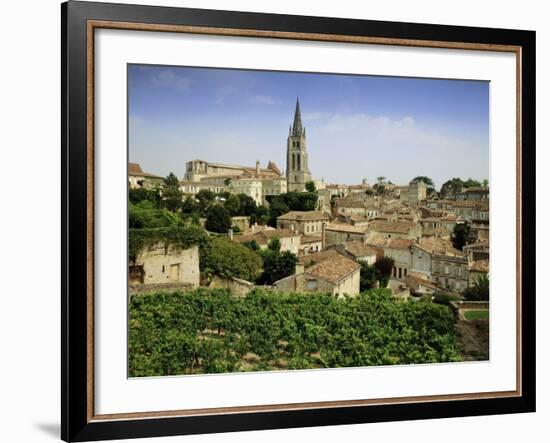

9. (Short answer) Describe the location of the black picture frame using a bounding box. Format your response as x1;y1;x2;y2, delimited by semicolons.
61;1;536;441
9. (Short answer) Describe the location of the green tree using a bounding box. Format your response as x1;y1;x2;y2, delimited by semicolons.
181;196;198;214
205;204;232;233
223;194;241;216
267;199;290;227
359;262;378;291
305;181;317;193
463;274;489;301
258;240;298;285
252;205;270;225
482;179;489;188
463;178;482;188
162;173;183;212
440;177;465;196
374;256;395;288
237;193;257;216
129;187;161;208
200;237;262;281
267;237;281;252
451;222;470;251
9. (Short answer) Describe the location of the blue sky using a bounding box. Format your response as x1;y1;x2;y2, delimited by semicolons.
128;64;489;188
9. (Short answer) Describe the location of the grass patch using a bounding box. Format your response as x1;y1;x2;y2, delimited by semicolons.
463;310;489;321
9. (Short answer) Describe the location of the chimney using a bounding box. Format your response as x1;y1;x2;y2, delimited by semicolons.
255;160;260;176
295;263;305;275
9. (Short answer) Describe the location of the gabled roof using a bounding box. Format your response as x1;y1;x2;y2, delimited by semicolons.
278;211;329;221
344;241;379;258
235;228;298;246
300;250;360;284
128;163;162;179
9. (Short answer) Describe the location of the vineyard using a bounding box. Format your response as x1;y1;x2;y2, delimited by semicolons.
129;288;460;377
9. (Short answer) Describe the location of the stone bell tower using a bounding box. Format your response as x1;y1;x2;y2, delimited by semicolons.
286;98;311;192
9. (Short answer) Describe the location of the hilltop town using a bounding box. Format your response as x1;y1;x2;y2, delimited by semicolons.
127;99;490;375
129;99;489;308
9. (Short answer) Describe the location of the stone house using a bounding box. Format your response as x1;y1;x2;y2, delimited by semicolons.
463;242;490;262
207;275;254;297
412;238;469;292
299;235;323;255
341;241;379;265
468;259;489;286
383;238;414;280
367;220;421;240
234;228;301;255
273;249;360;298
403;180;427;203
277;211;329;236
406;273;438;296
128;163;163;190
324;223;368;246
129;243;200;287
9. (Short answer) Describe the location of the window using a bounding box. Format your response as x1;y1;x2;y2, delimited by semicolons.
307;280;318;290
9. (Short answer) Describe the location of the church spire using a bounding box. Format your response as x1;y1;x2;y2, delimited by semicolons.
292;97;303;136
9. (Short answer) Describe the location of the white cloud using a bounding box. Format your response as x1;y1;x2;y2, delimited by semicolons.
249;95;283;106
149;69;192;92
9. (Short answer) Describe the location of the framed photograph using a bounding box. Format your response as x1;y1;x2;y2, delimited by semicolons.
61;1;535;441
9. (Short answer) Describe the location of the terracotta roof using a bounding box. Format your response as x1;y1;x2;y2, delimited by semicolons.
469;259;489;272
368;221;414;234
300;250;360;284
415;238;463;257
386;238;414;250
266;161;281;175
278;211;329;221
325;223;368;234
335;198;367;208
235;228;298;245
128;162;162;178
407;274;438;289
344;241;379;258
301;235;322;244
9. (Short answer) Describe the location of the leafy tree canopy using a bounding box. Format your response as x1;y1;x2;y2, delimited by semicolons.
374;256;395;288
451;222;470;251
162;172;183;212
463;273;489;301
305;181;317;193
200;237;262;282
205;204;232;234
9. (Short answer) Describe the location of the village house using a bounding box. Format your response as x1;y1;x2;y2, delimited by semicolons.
367;220;421;240
411;238;469;292
128;163;163;190
234;228;301;255
299;235;323;255
340;241;379;265
324;222;368;246
384;238;414;280
402;180;427;203
129;243;200;288
406;272;439;297
276;211;329;236
463;241;490;262
447;186;489;201
273;249;360;298
468;259;489;286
